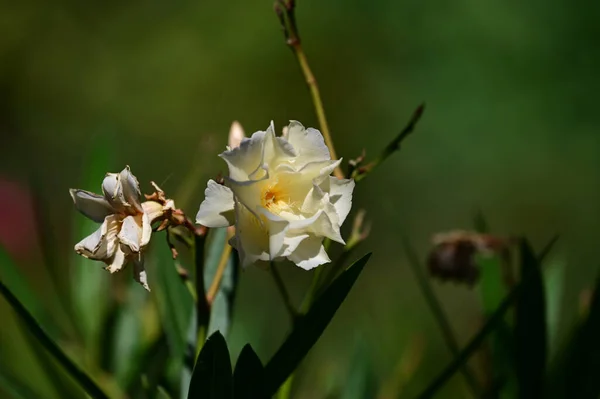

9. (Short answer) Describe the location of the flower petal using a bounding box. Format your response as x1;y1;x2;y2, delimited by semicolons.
220;130;266;181
102;173;126;211
262;121;296;166
142;200;166;224
233;202;269;268
106;245;127;273
69;189;115;223
279;233;310;258
140;212;152;248
257;208;290;259
285;121;330;168
196;180;235;228
326;177;355;224
75;215;120;260
119;166;143;212
133;256;150;291
119;215;142;253
291;208;344;245
74;226;103;257
287;235;330;270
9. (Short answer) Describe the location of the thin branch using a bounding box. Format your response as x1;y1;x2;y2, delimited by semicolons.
275;0;344;180
351;104;425;182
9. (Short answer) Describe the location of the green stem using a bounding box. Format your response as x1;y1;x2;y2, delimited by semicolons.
403;238;482;397
352;104;425;182
276;0;344;180
271;262;299;322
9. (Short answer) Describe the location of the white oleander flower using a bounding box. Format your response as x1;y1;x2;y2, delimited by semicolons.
70;166;162;291
196;121;355;269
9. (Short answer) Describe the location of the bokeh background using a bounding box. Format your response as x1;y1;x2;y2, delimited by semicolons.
1;0;599;397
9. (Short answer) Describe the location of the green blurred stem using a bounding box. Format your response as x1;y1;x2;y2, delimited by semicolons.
403;239;482;398
271;262;299;322
275;0;344;180
351;104;424;183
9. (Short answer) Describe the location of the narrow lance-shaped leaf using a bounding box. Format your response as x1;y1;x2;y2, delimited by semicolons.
547;273;600;399
416;236;558;399
0;245;82;398
340;335;377;399
187;331;233;399
233;344;266;399
0;278;108;399
477;254;518;397
515;239;547;399
263;253;371;396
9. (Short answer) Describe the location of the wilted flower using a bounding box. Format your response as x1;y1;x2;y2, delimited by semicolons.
70;166;166;291
196;121;355;269
427;230;509;286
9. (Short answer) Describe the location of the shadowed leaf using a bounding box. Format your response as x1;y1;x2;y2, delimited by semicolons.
547;273;600;399
263;253;371;396
233;344;266;399
187;331;232;399
515;239;547;399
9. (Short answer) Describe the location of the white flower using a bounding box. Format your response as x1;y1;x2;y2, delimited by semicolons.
70;166;158;291
196;121;355;270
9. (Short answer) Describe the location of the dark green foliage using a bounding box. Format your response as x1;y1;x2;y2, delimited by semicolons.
514;239;547;399
263;253;371;396
233;344;266;399
187;331;233;399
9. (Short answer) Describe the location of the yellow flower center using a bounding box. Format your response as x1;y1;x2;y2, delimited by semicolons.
261;181;297;215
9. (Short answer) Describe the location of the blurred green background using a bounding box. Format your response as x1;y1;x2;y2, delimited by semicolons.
1;0;599;397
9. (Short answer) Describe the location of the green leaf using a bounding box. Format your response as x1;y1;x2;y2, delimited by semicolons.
70;131;114;365
0;277;108;398
340;335;376;399
263;253;371;396
19;322;85;399
547;273;600;399
0;246;80;398
204;228;238;338
158;385;174;399
28;172;80;340
477;255;518;398
108;282;147;389
0;366;41;399
147;238;194;382
0;247;47;329
473;209;490;234
233;344;266;399
514;239;547;399
187;331;233;399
